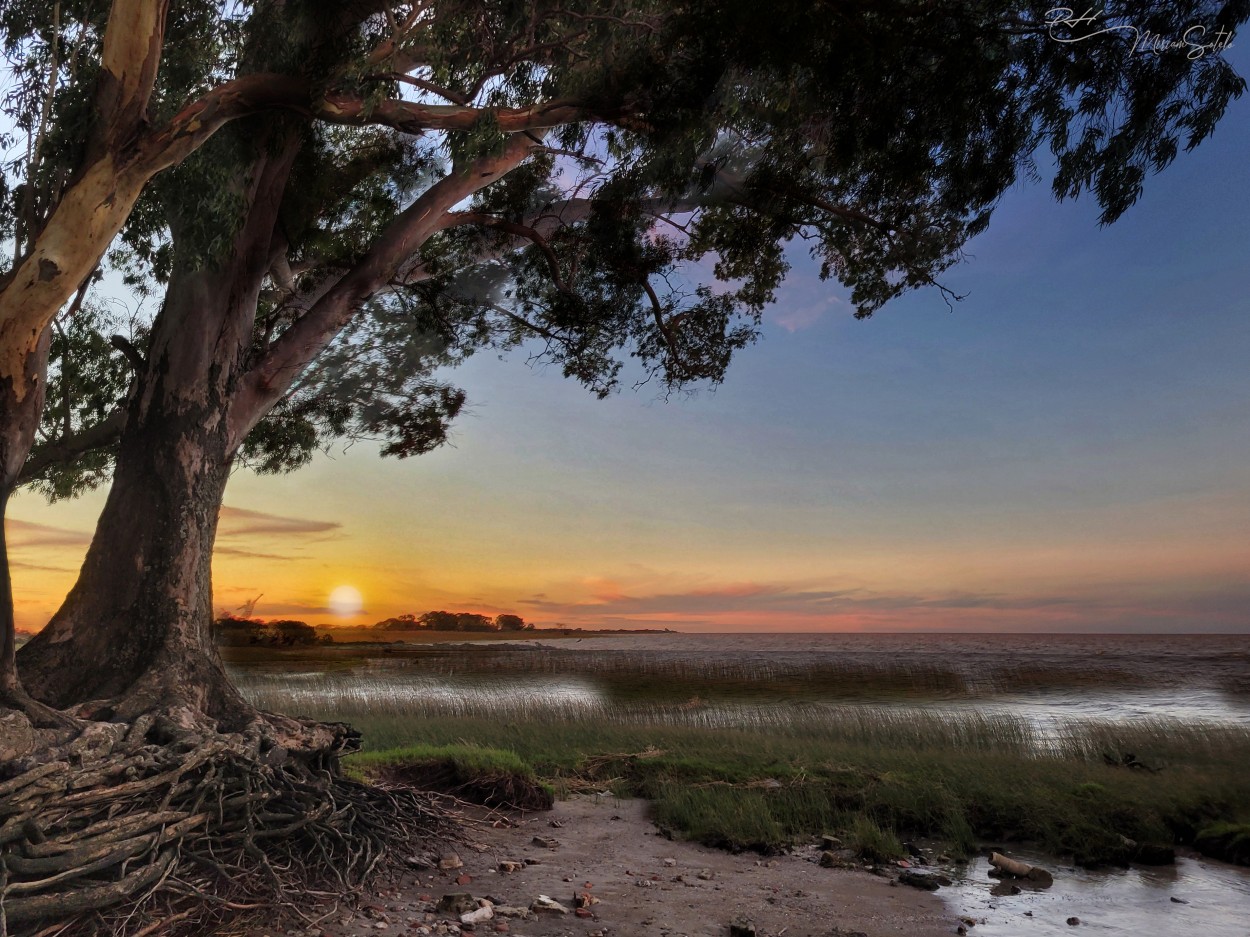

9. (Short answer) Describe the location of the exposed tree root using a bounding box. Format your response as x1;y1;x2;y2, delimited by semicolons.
0;713;453;937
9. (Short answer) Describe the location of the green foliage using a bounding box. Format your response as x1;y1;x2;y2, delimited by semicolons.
212;614;325;647
344;743;535;781
10;0;1247;505
23;299;137;502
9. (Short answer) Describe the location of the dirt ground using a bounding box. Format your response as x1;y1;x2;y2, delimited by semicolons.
247;794;958;937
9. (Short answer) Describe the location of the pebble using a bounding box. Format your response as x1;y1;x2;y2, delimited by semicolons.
1067;917;1081;926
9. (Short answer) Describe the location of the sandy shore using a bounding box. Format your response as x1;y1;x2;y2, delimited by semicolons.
246;795;955;937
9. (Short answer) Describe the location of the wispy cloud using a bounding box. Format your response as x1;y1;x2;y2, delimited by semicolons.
218;507;342;538
5;518;93;549
512;573;1250;632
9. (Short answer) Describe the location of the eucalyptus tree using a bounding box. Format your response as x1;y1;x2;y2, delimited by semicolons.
0;0;317;725
2;0;1247;929
16;0;1250;726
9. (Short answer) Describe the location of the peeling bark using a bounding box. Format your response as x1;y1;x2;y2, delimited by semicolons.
19;127;301;727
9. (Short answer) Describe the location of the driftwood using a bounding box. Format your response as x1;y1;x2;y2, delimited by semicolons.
0;714;452;936
989;852;1055;887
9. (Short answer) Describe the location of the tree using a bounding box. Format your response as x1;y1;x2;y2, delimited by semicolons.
5;0;1248;930
496;614;526;631
0;0;372;725
20;0;1249;724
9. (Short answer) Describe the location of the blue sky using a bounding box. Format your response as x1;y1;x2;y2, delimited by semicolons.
10;41;1250;633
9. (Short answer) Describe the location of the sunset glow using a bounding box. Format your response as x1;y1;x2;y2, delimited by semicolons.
7;62;1249;637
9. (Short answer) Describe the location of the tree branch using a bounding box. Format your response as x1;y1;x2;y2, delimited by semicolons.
18;408;127;486
229;133;542;449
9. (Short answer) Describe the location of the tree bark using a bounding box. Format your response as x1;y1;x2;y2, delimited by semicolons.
18;130;301;726
0;329;78;733
17;281;251;726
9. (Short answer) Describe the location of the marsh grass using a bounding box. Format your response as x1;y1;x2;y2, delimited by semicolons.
234;651;1250;863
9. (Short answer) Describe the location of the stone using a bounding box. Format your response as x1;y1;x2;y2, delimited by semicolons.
898;870;941;891
437;894;478;915
1024;867;1054;888
1135;844;1177;865
820;851;838;868
663;857;677;867
729;919;757;937
697;869;714;880
491;906;531;920
455;874;472;886
497;860;523;873
1067;917;1081;927
821;834;843;850
530;895;570;914
531;836;559;849
438;854;464;871
1170;896;1188;904
460;907;493;925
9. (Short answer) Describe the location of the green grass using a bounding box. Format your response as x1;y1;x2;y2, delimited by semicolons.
237;666;1250;865
344;742;535;781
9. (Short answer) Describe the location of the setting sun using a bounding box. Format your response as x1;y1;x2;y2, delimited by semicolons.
328;585;364;617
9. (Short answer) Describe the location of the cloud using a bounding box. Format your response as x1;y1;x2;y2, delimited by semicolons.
767;293;846;333
218;506;342;538
9;560;75;573
214;546;294;561
5;519;92;549
513;574;1250;632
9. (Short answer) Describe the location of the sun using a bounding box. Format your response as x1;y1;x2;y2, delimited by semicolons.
328;584;364;617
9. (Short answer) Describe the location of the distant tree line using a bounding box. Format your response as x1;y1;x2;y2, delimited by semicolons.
372;611;532;633
213;615;333;647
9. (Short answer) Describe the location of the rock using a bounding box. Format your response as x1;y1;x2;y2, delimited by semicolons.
1135;844;1177;865
531;836;559;849
956;927;967;936
820;851;838;868
729;919;757;937
460;907;494;925
575;908;594;919
898;871;941;891
439;853;464;871
530;895;570;914
1025;867;1054;888
990;882;1022;897
821;834;843;850
935;875;954;887
455;874;472;886
663;857;677;867
1170;896;1188;904
437;894;478;915
697;869;714;880
1067;917;1081;926
497;860;523;873
491;906;531;920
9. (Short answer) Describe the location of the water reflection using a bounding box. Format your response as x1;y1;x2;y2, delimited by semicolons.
951;849;1250;936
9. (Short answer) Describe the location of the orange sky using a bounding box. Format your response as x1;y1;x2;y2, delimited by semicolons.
8;58;1250;635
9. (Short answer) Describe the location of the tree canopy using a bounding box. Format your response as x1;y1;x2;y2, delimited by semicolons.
8;0;1246;501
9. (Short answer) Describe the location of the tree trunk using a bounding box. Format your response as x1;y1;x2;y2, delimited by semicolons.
0;328;75;737
16;255;267;727
17;328;250;726
19;123;301;729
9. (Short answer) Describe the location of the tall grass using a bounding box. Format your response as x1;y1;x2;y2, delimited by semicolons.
232;653;1250;864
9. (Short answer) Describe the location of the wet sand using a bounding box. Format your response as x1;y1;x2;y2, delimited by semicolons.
258;795;952;937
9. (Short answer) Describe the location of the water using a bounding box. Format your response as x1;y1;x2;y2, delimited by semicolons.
951;849;1250;937
236;632;1250;730
228;631;1250;930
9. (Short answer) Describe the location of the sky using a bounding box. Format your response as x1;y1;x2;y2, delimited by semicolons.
8;48;1250;634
